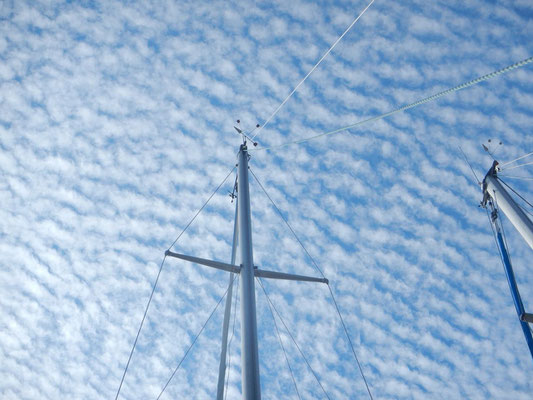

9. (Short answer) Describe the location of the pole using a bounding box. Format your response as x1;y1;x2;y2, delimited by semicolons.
493;221;533;362
237;144;261;399
482;163;533;363
216;200;239;400
484;173;533;250
165;143;328;397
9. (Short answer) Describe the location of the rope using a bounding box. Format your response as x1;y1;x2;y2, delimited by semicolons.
500;160;533;172
259;279;302;400
249;168;326;279
156;274;237;400
326;283;374;400
249;168;374;400
168;166;237;250
257;278;331;400
459;146;481;185
499;151;533;167
251;0;375;141
254;55;533;151
498;175;533;181
114;255;168;400
114;165;236;400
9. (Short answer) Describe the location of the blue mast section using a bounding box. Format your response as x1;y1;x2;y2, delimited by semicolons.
494;228;533;362
481;160;533;364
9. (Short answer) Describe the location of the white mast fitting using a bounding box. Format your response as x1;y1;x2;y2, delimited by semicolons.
481;161;533;250
165;142;328;399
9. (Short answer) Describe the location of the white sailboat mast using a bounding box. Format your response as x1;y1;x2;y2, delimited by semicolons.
482;161;533;250
481;160;533;362
236;143;262;399
165;143;328;399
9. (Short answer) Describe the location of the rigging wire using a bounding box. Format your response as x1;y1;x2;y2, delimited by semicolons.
256;277;332;400
258;279;302;400
114;165;236;400
249;168;375;400
497;177;533;220
498;175;533;182
499;151;533;168
326;283;375;400
156;274;238;400
224;275;240;400
168;166;237;250
114;255;168;400
500;160;533;172
458;146;481;185
498;177;533;210
253;55;533;151
249;168;325;278
251;0;375;141
485;207;505;269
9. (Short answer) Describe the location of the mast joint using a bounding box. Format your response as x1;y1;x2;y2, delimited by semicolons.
521;313;533;324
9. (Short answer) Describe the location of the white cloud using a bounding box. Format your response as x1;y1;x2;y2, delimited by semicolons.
1;0;533;399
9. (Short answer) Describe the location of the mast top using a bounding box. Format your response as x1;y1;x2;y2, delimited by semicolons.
234;120;259;147
481;160;499;208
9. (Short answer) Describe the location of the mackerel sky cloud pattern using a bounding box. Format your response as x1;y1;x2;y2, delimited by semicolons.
1;1;533;399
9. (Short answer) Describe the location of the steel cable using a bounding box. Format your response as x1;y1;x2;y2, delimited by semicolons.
258;278;302;400
500;160;533;172
114;255;168;400
257;278;331;400
156;274;238;400
498;177;533;210
168;166;237;250
114;165;236;400
252;0;375;140
254;55;533;151
499;151;533;168
250;167;375;400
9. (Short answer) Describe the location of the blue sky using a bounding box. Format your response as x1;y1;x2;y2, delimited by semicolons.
1;0;533;399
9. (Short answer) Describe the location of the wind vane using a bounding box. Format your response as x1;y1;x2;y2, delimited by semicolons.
234;119;259;146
